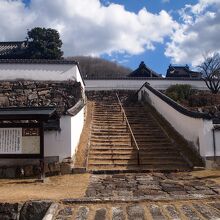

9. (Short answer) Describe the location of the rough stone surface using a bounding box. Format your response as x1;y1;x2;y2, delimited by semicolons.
94;208;106;220
163;205;181;220
85;173;219;200
127;205;145;220
75;206;89;220
24;165;34;177
20;201;51;220
193;203;220;219
0;203;21;220
48;162;61;174
112;207;125;220
60;163;73;175
4;167;16;178
0;80;82;115
181;205;202;220
149;204;166;220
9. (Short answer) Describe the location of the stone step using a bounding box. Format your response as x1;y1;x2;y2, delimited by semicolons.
88;164;190;171
90;139;131;143
89;155;183;161
88;160;139;165
92;125;126;129
91;130;128;134
89;155;138;160
90;147;135;150
89;158;187;165
89;150;180;156
91;134;130;138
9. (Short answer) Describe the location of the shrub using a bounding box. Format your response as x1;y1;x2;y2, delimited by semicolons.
188;93;214;107
165;84;193;102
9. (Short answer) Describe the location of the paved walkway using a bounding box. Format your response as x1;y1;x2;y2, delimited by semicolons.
84;173;220;201
55;172;220;219
56;200;220;220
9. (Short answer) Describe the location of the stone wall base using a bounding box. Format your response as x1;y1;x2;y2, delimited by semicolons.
205;157;220;169
0;157;75;178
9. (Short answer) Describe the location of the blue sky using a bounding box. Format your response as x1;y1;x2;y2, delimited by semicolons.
1;0;220;75
101;0;198;74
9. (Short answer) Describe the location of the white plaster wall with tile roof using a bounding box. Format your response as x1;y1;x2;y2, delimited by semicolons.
0;63;84;89
85;79;207;91
138;86;215;158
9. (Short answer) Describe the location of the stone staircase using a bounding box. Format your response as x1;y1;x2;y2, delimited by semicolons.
124;103;191;171
86;91;192;172
87;100;139;171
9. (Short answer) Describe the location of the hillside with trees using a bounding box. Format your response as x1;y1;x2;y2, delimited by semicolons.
67;56;132;78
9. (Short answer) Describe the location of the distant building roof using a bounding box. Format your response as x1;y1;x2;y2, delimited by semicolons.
0;41;28;59
128;61;161;78
166;64;202;78
0;80;83;116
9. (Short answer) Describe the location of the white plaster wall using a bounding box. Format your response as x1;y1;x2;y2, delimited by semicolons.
70;106;85;156
75;66;85;90
44;107;85;162
215;130;220;156
85;79;207;91
139;87;214;157
44;116;72;161
0;63;79;81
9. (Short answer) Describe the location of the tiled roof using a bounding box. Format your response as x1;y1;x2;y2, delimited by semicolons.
0;41;27;58
0;58;78;65
0;80;82;115
166;65;202;78
128;61;160;78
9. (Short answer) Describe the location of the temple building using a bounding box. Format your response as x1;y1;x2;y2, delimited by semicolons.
166;64;202;78
128;61;161;78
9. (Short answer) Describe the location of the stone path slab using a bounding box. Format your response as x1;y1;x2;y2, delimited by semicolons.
84;173;220;201
55;200;220;220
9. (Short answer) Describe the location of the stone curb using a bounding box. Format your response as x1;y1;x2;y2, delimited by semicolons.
62;194;220;204
42;203;59;220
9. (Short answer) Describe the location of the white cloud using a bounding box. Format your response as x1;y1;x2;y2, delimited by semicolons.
0;0;177;57
165;0;220;66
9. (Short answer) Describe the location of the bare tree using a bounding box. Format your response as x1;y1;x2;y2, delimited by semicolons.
199;53;220;94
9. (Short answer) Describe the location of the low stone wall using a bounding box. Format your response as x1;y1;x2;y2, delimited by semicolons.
0;201;51;220
0;158;74;178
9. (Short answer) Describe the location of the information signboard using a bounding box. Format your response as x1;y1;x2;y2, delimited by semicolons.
0;127;40;155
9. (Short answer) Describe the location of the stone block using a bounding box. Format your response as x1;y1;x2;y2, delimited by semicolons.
0;203;21;220
48;162;61;173
72;167;86;174
75;206;89;220
20;201;51;220
24;165;34;177
94;208;106;220
5;167;16;178
60;162;73;175
127;205;145;220
112;207;125;220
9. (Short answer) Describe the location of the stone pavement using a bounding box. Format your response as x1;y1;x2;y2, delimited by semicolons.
55;200;220;219
84;173;220;201
55;173;220;219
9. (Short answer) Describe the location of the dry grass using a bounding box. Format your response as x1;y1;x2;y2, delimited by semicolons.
1;170;220;203
0;174;90;203
191;169;220;184
74;101;94;168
